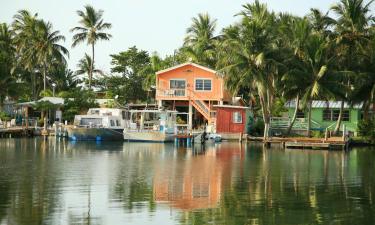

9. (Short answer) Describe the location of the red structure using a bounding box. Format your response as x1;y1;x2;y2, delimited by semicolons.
213;105;249;134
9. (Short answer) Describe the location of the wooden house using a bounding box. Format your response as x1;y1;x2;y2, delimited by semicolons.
155;62;232;130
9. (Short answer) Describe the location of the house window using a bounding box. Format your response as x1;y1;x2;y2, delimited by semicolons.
323;109;332;121
110;120;115;127
195;79;212;91
323;109;350;121
170;80;186;89
342;110;350;121
116;120;120;126
233;112;242;123
296;110;305;119
332;110;340;121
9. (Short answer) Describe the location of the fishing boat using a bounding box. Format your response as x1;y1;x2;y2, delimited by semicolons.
123;109;177;142
67;108;127;141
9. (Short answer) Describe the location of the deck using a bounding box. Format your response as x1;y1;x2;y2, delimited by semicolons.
248;137;349;150
0;127;36;137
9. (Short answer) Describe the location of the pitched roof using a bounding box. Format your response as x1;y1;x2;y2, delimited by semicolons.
285;100;363;109
156;62;217;75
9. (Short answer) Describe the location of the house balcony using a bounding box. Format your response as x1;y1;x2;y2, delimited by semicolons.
156;88;222;101
156;89;186;98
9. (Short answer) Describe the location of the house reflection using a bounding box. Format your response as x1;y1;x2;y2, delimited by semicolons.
153;143;245;210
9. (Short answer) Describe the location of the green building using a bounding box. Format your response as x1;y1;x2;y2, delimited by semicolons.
284;101;362;135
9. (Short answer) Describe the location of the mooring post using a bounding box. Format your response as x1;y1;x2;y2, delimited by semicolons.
324;128;328;142
342;124;346;142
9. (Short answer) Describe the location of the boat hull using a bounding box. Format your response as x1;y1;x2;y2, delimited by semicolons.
67;127;124;141
123;131;175;142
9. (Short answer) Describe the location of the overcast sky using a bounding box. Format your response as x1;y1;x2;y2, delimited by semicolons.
1;0;340;73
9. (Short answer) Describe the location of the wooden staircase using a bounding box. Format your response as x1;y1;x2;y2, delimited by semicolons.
189;91;216;124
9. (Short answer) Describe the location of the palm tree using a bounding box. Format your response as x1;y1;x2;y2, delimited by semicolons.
331;0;374;134
308;8;335;35
71;5;112;89
183;13;218;68
283;33;343;137
34;20;68;92
0;23;17;110
219;1;280;140
12;10;39;99
75;54;104;88
278;17;311;134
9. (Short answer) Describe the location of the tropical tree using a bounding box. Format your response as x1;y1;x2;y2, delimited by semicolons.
331;0;374;133
182;13;219;68
12;10;40;100
71;5;112;89
219;1;280;140
33;20;68;92
0;23;16;110
278;17;311;134
283;33;344;136
75;53;103;88
107;47;151;103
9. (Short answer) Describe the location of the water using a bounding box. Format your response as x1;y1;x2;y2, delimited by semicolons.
0;138;374;225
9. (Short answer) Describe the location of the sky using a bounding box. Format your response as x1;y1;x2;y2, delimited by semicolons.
1;0;338;74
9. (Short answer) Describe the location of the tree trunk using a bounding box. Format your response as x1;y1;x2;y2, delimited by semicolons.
90;43;95;89
286;94;300;135
32;71;37;100
334;100;344;135
307;100;312;137
259;96;270;141
43;65;47;93
362;100;369;121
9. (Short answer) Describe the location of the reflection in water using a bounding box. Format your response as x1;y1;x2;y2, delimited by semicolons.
0;138;374;225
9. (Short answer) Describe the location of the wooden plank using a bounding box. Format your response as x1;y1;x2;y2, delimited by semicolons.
285;142;330;149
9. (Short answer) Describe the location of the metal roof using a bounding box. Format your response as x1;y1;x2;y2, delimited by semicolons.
17;97;113;107
285;100;363;109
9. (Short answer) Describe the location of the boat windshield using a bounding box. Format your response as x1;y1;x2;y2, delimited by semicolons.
80;118;103;126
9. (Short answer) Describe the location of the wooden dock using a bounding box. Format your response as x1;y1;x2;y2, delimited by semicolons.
248;136;349;150
0;127;36;138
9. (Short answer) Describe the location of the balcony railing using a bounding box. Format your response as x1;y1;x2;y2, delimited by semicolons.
157;89;186;97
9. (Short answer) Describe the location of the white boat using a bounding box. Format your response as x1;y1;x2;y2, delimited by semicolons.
67;108;127;141
123;110;177;142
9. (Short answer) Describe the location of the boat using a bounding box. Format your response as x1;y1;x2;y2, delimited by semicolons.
123;109;177;142
67;108;127;141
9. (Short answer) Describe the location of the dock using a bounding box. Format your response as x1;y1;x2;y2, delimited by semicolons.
248;136;349;150
0;127;36;138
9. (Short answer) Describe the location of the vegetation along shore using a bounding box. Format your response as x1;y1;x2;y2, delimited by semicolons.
1;0;375;141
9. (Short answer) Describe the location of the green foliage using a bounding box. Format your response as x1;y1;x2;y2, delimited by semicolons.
272;98;287;117
34;100;58;111
0;111;11;121
311;130;324;138
105;46;154;103
357;119;375;138
39;89;53;97
71;5;112;89
248;119;265;137
62;90;99;122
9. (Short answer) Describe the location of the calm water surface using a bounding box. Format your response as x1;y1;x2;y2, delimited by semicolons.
0;138;374;225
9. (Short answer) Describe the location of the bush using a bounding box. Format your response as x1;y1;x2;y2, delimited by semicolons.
311;130;324;138
357;119;375;138
248;118;264;137
62;90;99;122
0;111;11;121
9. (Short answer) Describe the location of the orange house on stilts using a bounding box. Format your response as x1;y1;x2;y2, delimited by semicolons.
155;62;233;130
